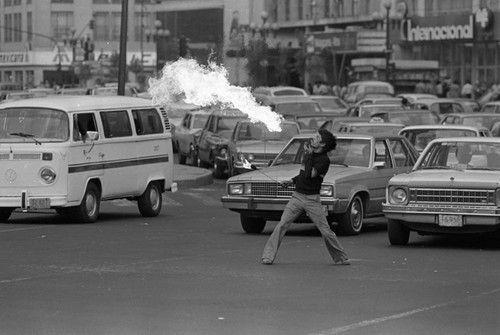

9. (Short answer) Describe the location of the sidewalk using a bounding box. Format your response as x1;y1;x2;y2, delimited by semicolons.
173;164;213;189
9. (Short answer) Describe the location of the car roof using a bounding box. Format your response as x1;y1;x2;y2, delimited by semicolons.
444;112;500;117
253;86;307;95
483;101;500;106
400;124;490;132
0;95;157;111
415;98;464;104
340;122;404;127
430;137;500;144
290;132;402;141
264;96;316;104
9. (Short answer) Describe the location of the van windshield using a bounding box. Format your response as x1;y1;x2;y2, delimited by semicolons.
0;108;69;142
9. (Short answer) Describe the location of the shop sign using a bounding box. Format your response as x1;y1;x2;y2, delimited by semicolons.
312;31;357;53
357;31;386;52
401;15;474;42
0;52;30;65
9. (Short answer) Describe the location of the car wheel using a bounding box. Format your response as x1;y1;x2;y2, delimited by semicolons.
75;183;100;223
337;195;364;235
387;219;410;245
241;215;266;234
0;208;13;223
213;161;225;179
138;182;162;217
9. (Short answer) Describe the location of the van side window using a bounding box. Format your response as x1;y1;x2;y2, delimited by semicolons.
100;110;132;138
73;113;98;141
132;108;163;135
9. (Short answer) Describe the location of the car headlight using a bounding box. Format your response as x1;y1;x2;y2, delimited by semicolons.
320;185;334;197
40;167;56;184
389;186;408;205
228;183;243;195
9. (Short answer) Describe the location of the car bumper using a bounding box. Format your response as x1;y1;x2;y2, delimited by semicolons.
383;203;500;228
221;195;342;213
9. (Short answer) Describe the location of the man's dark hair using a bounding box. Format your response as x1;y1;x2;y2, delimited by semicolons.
318;128;337;152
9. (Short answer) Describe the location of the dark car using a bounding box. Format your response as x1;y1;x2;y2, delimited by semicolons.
196;109;249;178
173;109;211;166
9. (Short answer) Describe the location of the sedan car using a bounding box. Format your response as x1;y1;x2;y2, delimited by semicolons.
197;109;249;178
221;133;418;235
441;113;500;130
173;109;211;166
411;98;474;116
227;120;300;176
399;124;491;153
383;137;500;245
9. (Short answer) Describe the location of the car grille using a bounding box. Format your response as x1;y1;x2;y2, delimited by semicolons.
409;188;496;205
251;182;295;197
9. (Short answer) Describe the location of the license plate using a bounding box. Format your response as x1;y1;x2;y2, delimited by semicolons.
438;214;463;227
29;198;50;209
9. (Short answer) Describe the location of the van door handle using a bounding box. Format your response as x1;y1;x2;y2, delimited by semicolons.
99;153;105;158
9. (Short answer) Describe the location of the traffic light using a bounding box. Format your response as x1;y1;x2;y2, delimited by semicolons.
179;36;188;58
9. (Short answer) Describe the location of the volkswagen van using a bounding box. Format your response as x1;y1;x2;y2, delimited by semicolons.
0;96;176;223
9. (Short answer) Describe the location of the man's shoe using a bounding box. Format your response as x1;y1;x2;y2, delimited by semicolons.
262;258;273;265
334;259;350;265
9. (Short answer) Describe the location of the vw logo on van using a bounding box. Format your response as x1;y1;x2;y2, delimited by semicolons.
5;169;17;183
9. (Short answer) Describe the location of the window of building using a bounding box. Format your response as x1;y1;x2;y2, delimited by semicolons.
4;0;12;7
13;13;21;42
52;0;73;3
298;0;303;20
51;11;74;40
111;12;121;40
285;0;290;21
324;0;330;18
100;110;132;138
4;14;12;42
27;12;32;41
94;12;109;41
14;71;23;87
135;12;151;42
93;0;121;3
26;71;34;88
13;0;21;5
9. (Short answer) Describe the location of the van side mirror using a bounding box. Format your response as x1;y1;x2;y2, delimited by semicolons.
86;131;99;141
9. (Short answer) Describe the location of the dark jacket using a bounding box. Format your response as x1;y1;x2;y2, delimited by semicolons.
292;151;330;195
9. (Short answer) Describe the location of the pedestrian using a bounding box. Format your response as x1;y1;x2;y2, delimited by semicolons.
447;80;460;98
262;129;350;265
461;80;473;99
435;80;443;97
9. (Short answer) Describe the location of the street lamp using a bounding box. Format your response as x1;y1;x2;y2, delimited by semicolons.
146;19;171;72
383;0;392;83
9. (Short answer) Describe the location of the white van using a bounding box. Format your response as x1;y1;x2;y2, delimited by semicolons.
0;96;176;223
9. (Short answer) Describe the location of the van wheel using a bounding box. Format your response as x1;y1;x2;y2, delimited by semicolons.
138;182;162;217
337;195;364;235
241;215;266;234
76;183;100;223
0;208;13;223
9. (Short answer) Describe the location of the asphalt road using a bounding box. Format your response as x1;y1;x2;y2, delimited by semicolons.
1;179;499;335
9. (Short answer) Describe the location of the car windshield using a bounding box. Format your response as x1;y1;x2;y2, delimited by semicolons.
402;129;478;151
216;117;247;138
192;114;209;128
273;138;371;168
294;116;332;131
462;115;500;129
236;122;299;141
417;141;500;171
359;105;403;118
0;108;69;142
275;102;321;114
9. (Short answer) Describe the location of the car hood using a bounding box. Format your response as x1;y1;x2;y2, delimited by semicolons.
390;170;500;188
235;140;289;154
227;164;368;183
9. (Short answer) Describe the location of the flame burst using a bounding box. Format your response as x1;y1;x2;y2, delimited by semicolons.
148;58;282;131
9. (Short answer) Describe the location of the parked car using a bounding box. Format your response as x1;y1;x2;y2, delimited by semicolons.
260;96;323;115
173;109;211;166
479;101;500;113
344;80;394;105
346;103;404;118
399;124;491;153
319;117;372;133
221;133;418;235
196;109;249;178
396;93;438;104
336;122;405;135
227;120;300;176
410;98;474;116
383;137;500;245
310;95;348;115
163;101;203;151
370;109;441;126
252;86;308;104
441;112;500;130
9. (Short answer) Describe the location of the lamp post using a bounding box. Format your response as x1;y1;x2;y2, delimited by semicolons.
146;19;171;72
383;0;392;83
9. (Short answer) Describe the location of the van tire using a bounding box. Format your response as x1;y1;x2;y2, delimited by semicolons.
138;182;162;217
0;208;13;222
76;183;100;223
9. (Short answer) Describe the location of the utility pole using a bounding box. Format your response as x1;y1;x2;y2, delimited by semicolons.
118;0;129;96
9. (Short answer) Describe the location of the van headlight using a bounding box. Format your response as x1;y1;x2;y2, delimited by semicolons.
389;186;408;205
40;167;56;184
320;185;334;197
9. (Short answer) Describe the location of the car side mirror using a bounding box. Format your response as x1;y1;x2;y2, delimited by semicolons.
373;161;385;169
86;131;99;141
